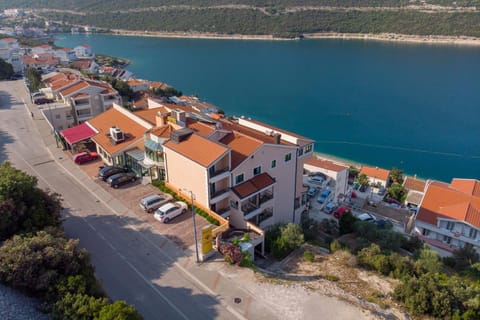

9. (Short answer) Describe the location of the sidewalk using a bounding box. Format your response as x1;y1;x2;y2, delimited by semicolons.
24;92;278;320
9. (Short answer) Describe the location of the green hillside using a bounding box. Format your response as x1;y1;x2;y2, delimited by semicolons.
3;1;480;38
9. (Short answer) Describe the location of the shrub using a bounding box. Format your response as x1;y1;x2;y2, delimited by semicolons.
339;211;356;235
97;301;143;320
219;243;243;266
303;250;314;262
271;224;304;259
51;293;108;320
323;274;339;282
330;240;343;252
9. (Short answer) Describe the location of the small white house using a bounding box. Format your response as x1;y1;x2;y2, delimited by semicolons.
304;157;349;200
74;44;94;59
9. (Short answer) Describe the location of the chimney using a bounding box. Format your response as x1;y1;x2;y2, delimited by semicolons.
155;111;166;127
273;133;281;144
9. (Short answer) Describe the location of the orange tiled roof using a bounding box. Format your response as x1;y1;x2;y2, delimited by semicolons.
128;77;148;86
219;132;262;169
218;118;295;146
71;60;92;70
134;107;169;125
164;133;229;167
23;55;59;65
1;38;17;42
305;158;347;173
403;176;427;193
359;166;390;182
50;77;78;91
85;80;117;94
87;108;149;155
417;179;480;229
60;81;89;97
151;125;173;138
232;173;275;199
451;179;480;197
242;118;313;146
187;120;215;137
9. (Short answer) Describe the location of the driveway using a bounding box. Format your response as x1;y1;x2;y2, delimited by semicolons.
75;159;209;249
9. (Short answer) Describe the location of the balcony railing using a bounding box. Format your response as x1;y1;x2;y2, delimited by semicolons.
259;192;274;205
210;187;230;199
242;202;259;215
210;167;229;178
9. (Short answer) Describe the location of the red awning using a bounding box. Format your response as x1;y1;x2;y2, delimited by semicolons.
60;123;96;145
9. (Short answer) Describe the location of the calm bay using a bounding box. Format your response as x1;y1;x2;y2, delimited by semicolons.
55;34;480;182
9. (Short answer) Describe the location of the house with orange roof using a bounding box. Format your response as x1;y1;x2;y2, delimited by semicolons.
403;176;427;207
163;115;314;236
70;59;98;73
86;104;153;171
54;47;76;64
304;157;349;200
57;78;121;124
74;44;94;59
22;54;59;71
414;178;480;254
127;77;150;92
359;165;391;188
31;44;54;55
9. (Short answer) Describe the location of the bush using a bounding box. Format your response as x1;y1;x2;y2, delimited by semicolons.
51;293;108;320
300;216;319;241
271;224;304;259
339;211;356;235
97;301;143;320
330;241;343;252
219;243;243;266
0;230;94;295
303;250;314;262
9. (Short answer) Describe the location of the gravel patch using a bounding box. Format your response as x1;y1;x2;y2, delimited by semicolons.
0;284;49;320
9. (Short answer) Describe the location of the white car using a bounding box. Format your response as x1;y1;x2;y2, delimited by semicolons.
308;176;324;185
357;212;377;222
154;201;188;223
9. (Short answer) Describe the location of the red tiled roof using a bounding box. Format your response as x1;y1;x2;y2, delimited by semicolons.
87;107;150;155
134;107;169;125
187;120;215;137
403;176;427;193
417;180;480;229
451;179;480;197
1;38;17;42
305;158;347;172
232;173;275;199
60;81;89;97
359;166;390;182
151;125;173;138
219;132;262;170
164;133;229;167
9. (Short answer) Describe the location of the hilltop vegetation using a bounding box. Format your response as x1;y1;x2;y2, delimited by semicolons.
3;1;480;38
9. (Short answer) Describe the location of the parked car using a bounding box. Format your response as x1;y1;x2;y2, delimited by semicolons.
306;186;318;198
154;201;188;223
359;184;368;192
139;193;173;213
308;172;327;180
323;201;338;214
73;151;98;164
34;97;53;105
357;212;377;222
107;172;137;188
308;175;324;185
32;92;45;98
98;166;129;181
333;206;350;219
317;189;331;203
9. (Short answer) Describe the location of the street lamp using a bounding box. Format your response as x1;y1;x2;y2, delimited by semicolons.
181;188;200;263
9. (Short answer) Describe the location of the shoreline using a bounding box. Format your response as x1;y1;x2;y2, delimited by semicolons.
108;29;480;46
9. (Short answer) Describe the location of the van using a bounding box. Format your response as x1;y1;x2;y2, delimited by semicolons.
139;194;173;213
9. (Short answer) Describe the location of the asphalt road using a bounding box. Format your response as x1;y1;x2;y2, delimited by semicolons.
0;80;236;320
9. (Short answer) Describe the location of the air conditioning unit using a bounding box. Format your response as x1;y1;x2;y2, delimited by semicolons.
110;126;124;142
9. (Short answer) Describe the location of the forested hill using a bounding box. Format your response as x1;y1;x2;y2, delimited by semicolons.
5;1;480;38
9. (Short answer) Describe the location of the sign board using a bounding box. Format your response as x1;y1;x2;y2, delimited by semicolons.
201;225;213;254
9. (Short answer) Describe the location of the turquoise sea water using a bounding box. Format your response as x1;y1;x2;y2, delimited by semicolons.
55;34;480;182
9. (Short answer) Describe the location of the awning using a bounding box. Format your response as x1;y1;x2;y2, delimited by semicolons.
126;148;145;161
145;139;162;151
60;123;96;145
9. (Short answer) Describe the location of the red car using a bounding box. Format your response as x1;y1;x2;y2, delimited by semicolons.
73;151;98;164
333;206;350;219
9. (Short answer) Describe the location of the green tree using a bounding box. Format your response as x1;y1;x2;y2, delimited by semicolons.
96;301;143;320
0;230;94;294
26;67;42;92
390;167;404;184
51;293;109;320
0;58;14;80
339;211;356;235
387;182;406;202
452;244;480;272
357;173;370;186
0;162;62;240
414;245;441;274
271;223;304;259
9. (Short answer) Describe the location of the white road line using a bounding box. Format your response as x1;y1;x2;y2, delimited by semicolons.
10;151;190;320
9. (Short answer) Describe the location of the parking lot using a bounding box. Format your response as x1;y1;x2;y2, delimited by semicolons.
73;156;209;249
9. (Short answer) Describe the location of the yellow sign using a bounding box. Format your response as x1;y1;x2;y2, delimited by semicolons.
201;225;213;254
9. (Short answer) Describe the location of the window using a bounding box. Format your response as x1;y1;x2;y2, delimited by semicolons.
235;173;244;185
55;114;61;119
469;228;478;239
253;166;261;176
271;160;276;168
443;235;452;244
446;221;455;231
305;144;313;153
297;148;303;157
284;153;292;162
230;200;238;209
422;229;430;236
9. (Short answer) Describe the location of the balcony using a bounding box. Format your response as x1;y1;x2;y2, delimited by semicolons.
76;112;92;120
209;167;230;183
216;206;231;218
210;187;230;204
75;102;91;110
259;191;273;205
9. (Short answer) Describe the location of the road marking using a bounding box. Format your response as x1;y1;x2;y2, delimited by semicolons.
33;159;55;166
244;295;252;318
160;239;168;248
211;273;221;291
